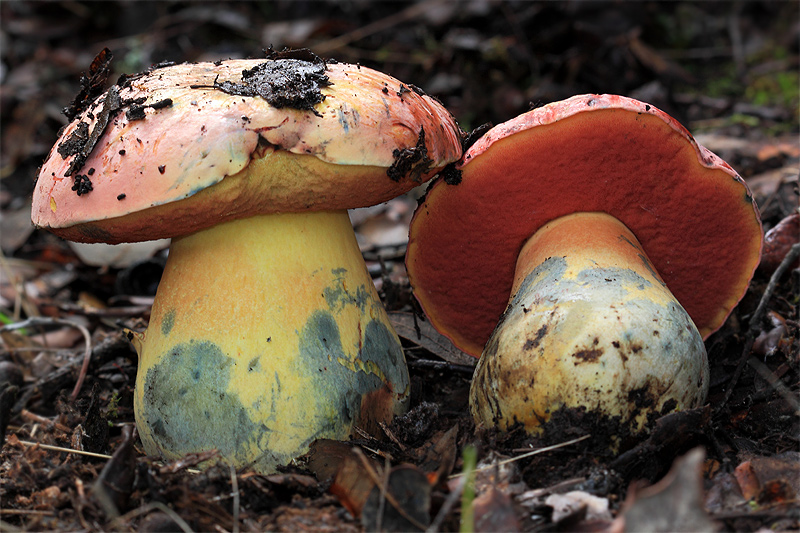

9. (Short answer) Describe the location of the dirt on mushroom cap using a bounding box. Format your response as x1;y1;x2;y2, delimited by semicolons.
407;94;763;356
32;59;462;241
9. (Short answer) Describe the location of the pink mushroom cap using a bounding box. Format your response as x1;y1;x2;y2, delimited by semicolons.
33;58;462;243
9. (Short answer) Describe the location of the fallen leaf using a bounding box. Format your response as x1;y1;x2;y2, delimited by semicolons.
757;142;800;161
263;473;319;490
473;486;521;532
328;448;381;518
704;471;746;514
93;425;137;516
388;311;475;366
734;453;800;505
612;447;718;533
362;464;431;532
307;440;384;517
31;485;65;510
758;213;800;275
734;461;760;501
415;424;459;486
0;204;35;253
746;164;798;200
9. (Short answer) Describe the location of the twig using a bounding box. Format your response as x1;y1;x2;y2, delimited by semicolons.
0;252;40;322
378;421;407;452
0;519;24;533
408;359;476;375
20;409;72;433
229;464;240;533
449;435;591;478
107;501;194;533
0;317;93;401
426;466;467;533
723;243;800;406
747;357;800;413
18;439;112;460
377;455;390;533
353;448;428;531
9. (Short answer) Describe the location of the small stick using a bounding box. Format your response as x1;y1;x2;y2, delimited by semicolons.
426;468;466;533
376;455;390;533
449;434;591;478
229;464;240;533
20;409;72;433
18;439;112;460
353;448;428;531
107;501;195;533
0;509;56;516
723;243;800;406
378;421;407;452
747;357;800;412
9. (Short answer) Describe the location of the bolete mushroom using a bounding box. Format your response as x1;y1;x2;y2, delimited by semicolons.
406;94;762;439
32;52;462;472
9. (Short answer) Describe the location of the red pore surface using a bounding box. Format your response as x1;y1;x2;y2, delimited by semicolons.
407;94;763;356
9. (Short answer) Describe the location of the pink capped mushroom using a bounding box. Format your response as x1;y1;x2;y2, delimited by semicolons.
33;50;462;472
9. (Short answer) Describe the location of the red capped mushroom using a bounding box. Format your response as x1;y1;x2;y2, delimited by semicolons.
33;53;462;472
406;94;763;437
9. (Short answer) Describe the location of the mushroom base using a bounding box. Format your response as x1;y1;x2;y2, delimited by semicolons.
131;210;410;473
469;212;708;441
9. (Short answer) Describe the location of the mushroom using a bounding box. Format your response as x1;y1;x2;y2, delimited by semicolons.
32;54;462;472
406;94;762;439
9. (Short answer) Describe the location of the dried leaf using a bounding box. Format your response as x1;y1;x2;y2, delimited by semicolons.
759;213;800;275
473;487;521;532
612;447;718;533
0;204;35;253
307;440;382;517
734;453;800;505
388;311;475;366
94;425;137;516
416;424;458;486
263;473;319;490
362;464;431;532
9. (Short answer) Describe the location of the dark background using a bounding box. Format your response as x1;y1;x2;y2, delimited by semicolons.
2;0;798;202
0;2;798;532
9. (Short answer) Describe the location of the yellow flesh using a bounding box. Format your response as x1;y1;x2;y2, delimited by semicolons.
470;212;708;437
132;210;409;472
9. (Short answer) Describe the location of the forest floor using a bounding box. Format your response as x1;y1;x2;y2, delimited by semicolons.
1;2;798;531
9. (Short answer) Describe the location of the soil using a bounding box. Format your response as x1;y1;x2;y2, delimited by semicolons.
1;1;798;531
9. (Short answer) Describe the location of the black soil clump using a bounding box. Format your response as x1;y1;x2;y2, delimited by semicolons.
211;57;331;117
388;127;433;182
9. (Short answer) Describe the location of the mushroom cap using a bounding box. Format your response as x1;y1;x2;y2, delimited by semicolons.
407;94;763;356
33;59;462;243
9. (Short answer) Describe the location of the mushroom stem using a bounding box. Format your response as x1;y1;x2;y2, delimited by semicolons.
470;212;708;437
132;210;409;473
